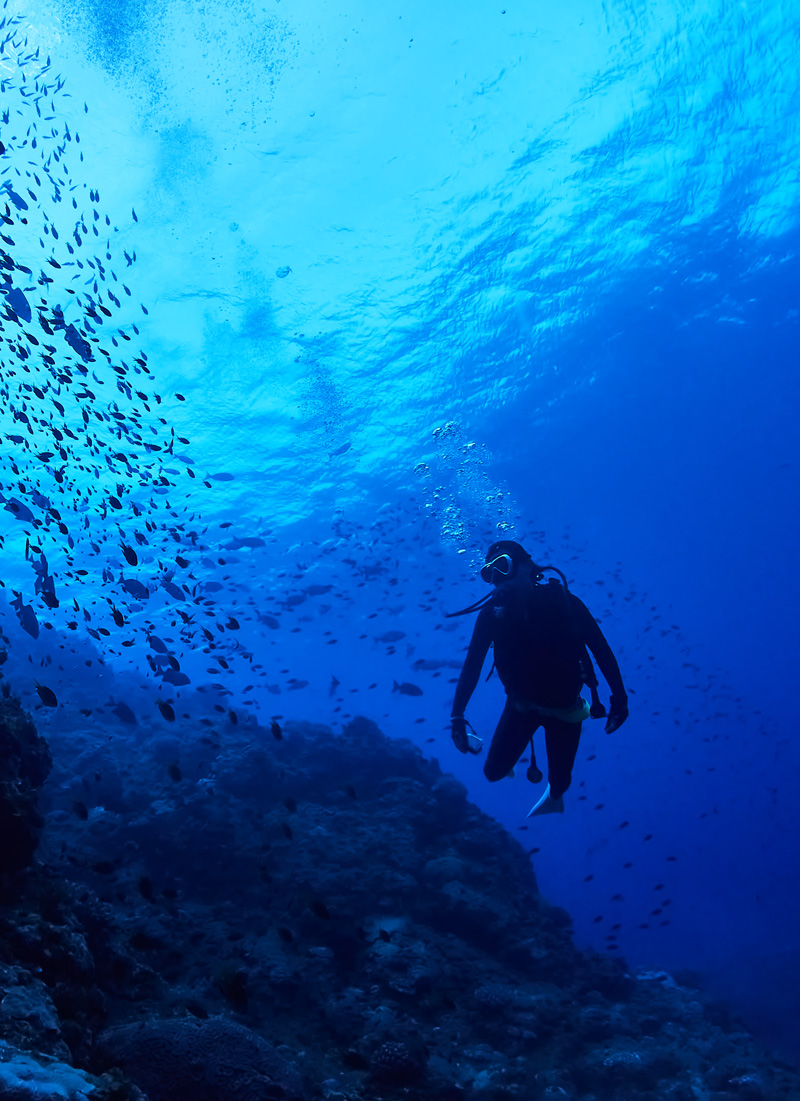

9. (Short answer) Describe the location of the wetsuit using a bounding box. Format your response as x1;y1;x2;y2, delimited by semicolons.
452;584;626;798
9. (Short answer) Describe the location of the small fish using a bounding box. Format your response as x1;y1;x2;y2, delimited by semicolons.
377;928;392;943
277;927;294;943
309;899;331;920
11;593;39;639
111;700;137;724
167;762;182;782
72;800;89;821
344;785;358;800
35;682;57;707
392;680;423;697
377;630;406;643
157;700;176;722
163;670;191;687
284;797;297;813
270;720;282;740
281;822;293;841
138;876;154;900
122;578;149;600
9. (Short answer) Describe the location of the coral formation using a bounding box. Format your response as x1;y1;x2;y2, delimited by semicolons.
97;1017;310;1100
0;693;52;874
0;711;797;1101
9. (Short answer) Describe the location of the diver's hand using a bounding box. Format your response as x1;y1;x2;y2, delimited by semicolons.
605;694;629;734
451;715;469;754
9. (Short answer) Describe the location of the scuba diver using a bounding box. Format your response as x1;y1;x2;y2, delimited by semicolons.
449;541;628;817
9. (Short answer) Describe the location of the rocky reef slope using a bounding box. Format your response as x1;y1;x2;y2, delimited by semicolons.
1;702;798;1100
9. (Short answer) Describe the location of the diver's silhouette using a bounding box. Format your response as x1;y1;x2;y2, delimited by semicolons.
449;541;628;816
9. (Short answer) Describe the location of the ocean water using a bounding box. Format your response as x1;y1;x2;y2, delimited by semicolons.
1;0;799;1061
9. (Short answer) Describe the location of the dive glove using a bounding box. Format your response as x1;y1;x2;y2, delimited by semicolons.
605;693;629;734
451;715;469;754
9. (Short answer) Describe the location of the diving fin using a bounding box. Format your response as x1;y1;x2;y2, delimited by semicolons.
527;784;565;818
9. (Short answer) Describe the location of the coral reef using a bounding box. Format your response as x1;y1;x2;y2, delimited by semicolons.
0;692;52;874
97;1017;311;1100
0;1039;99;1101
0;711;797;1100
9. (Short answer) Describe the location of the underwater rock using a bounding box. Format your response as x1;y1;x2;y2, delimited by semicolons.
0;978;61;1041
0;693;52;873
369;1038;427;1087
0;1039;99;1100
0;711;796;1101
0;1038;145;1101
97;1016;314;1101
572;1039;688;1096
430;774;470;828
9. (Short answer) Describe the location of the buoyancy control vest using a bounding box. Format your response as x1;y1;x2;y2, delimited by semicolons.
488;578;592;708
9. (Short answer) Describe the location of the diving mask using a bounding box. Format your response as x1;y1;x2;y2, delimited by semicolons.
480;553;516;584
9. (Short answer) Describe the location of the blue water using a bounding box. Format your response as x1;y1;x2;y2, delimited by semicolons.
2;0;799;1060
